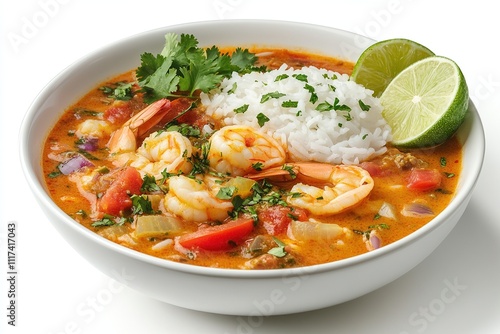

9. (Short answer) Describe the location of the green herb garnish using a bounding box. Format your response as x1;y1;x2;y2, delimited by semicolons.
260;91;286;103
268;237;288;258
256;113;270;127
136;33;258;103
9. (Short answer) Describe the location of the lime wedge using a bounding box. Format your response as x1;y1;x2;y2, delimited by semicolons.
351;39;434;97
380;56;469;148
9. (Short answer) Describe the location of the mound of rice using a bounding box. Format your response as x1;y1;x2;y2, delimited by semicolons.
200;65;392;165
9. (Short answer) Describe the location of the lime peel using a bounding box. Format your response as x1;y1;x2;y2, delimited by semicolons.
351;38;435;97
380;56;469;148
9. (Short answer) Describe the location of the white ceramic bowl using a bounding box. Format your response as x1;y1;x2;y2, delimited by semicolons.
20;20;484;315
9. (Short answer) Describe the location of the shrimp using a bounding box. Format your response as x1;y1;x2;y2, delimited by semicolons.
106;98;194;177
76;120;112;139
123;130;193;179
246;162;374;215
107;98;192;154
163;175;233;223
208;125;286;176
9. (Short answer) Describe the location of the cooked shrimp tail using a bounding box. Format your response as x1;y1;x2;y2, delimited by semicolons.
107;98;193;154
246;162;374;215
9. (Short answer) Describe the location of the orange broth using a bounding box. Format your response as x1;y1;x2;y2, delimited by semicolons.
42;48;462;269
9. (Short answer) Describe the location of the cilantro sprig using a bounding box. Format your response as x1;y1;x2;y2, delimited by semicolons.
136;33;259;103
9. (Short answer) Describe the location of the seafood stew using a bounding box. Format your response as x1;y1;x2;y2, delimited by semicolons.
42;36;462;270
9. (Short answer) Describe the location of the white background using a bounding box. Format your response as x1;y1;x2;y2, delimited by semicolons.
1;0;499;333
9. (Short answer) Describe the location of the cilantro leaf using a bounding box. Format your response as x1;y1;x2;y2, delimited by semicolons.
260;91;286;103
136;33;259;103
99;82;135;101
268;237;288;258
179;62;223;94
256;113;270;127
216;186;237;200
141;174;163;193
230;47;258;71
131;195;155;215
234;104;249;114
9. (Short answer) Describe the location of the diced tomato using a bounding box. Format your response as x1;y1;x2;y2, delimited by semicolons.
104;104;133;124
178;217;254;251
258;206;308;235
98;167;143;215
406;168;442;191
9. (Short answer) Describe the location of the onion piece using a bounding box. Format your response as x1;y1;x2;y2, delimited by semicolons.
151;238;174;251
287;218;350;242
58;154;94;175
401;202;434;218
135;215;182;238
378;202;397;220
363;230;382;251
146;194;164;211
77;137;99;151
97;224;129;241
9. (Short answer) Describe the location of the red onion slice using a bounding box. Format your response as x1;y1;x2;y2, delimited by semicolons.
77;137;99;151
401;202;434;218
363;230;382;251
58;154;94;175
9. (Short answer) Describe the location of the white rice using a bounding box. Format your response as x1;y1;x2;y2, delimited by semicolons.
200;64;392;165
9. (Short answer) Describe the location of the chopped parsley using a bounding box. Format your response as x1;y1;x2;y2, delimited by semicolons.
100;81;135;101
292;73;308;82
216;186;237;200
260;91;286;103
91;214;118;227
229;180;288;222
252;162;264;171
91;218;115;227
256;113;270;127
268;237;288;258
316;101;334;112
187;141;211;176
141;174;164;193
165;122;201;138
48;170;62;178
282;165;297;179
282;100;298;108
304;84;318;104
274;74;289;81
358;100;371;111
234;104;249;114
131;195;156;215
333;97;352;112
353;223;390;239
227;82;238;94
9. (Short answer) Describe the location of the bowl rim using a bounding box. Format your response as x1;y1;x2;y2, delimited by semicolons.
19;19;486;279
